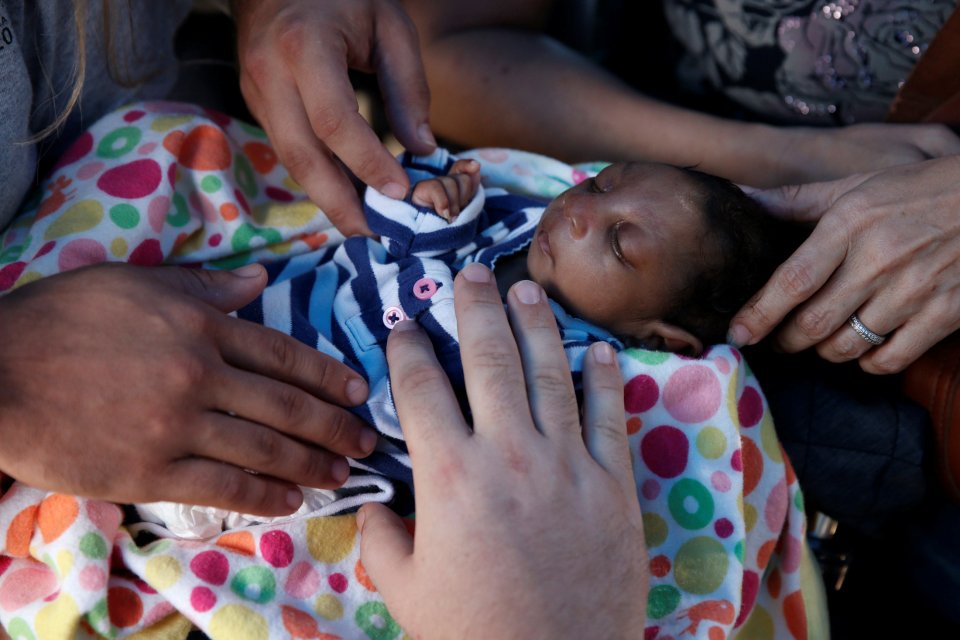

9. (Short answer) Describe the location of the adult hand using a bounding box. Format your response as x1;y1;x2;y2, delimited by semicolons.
729;156;960;374
771;122;960;185
0;264;376;514
232;0;436;236
357;264;648;638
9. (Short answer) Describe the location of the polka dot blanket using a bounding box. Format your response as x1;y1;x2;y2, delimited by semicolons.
0;102;819;639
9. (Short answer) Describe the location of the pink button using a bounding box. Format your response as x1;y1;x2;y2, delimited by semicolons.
413;277;439;300
383;306;406;329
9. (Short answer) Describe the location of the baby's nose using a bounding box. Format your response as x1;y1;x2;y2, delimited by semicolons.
564;196;598;240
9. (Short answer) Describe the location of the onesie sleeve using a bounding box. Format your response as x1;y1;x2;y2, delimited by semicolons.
364;148;486;259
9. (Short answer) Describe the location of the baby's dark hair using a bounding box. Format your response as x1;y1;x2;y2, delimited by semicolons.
661;170;810;347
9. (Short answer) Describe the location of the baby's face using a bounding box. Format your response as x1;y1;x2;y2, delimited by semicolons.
527;162;708;340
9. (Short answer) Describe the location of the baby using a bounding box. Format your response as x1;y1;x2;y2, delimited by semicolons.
412;155;802;355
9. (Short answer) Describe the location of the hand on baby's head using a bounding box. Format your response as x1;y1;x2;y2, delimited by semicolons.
411;159;481;221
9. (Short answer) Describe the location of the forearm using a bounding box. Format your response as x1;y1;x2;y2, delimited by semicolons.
419;28;786;184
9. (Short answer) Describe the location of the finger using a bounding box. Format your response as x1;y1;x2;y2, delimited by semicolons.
441;177;461;218
211;366;376;459
448;159;480;176
860;297;960;374
506;280;579;439
452;172;477;209
386;320;470;462
161;458;303;517
914;124;960;158
288;36;411;200
814;314;883;364
728;222;849;347
581;342;633;494
195;413;350;488
356;503;414;614
144;265;268;313
411;181;448;215
454;264;533;437
371;6;435;155
258;76;372;236
747;173;874;222
218;317;369;408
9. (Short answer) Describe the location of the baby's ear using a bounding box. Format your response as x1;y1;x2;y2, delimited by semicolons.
632;321;703;356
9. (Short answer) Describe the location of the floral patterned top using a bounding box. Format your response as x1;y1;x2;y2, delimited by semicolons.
663;0;957;124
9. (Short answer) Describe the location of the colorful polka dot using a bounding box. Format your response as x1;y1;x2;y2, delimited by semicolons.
674;537;728;595
209;604;268;640
231;566;276;604
669;479;715;530
97;159;162;199
190;550;229;585
647;584;681;619
306;516;356;563
145;555;181;590
663;365;722;424
624;374;659;413
355;601;401;640
191;586;217;613
737;387;763;427
260;530;294;568
97;126;142;159
107;587;143;628
314;594;344;621
641;426;689;479
328;572;348;594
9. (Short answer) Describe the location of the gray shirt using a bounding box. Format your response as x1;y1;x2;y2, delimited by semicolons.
0;0;192;229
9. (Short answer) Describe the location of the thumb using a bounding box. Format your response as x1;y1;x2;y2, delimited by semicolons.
150;264;267;313
357;504;414;606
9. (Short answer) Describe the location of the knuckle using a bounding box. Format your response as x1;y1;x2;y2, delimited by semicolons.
216;472;258;510
278;146;318;180
778;261;818;300
240;46;273;86
274;385;310;425
250;428;285;467
318;409;351;448
309;103;350;141
821;336;861;362
275;19;309;60
268;334;301;375
164;350;209;392
393;361;448;397
864;352;907;375
795;307;833;341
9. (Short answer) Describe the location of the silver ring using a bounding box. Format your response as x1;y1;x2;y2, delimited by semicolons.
848;314;887;346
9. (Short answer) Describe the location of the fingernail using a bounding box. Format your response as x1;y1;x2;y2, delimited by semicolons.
355;507;366;532
332;459;350;484
514;280;541;305
461;263;490;283
393;319;419;332
360;428;379;455
346;377;368;405
232;264;263;278
286;488;303;510
418;123;437;148
382;182;407;200
592;341;614;364
727;325;752;347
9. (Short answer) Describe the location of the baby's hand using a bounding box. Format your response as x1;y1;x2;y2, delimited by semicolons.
411;159;481;221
